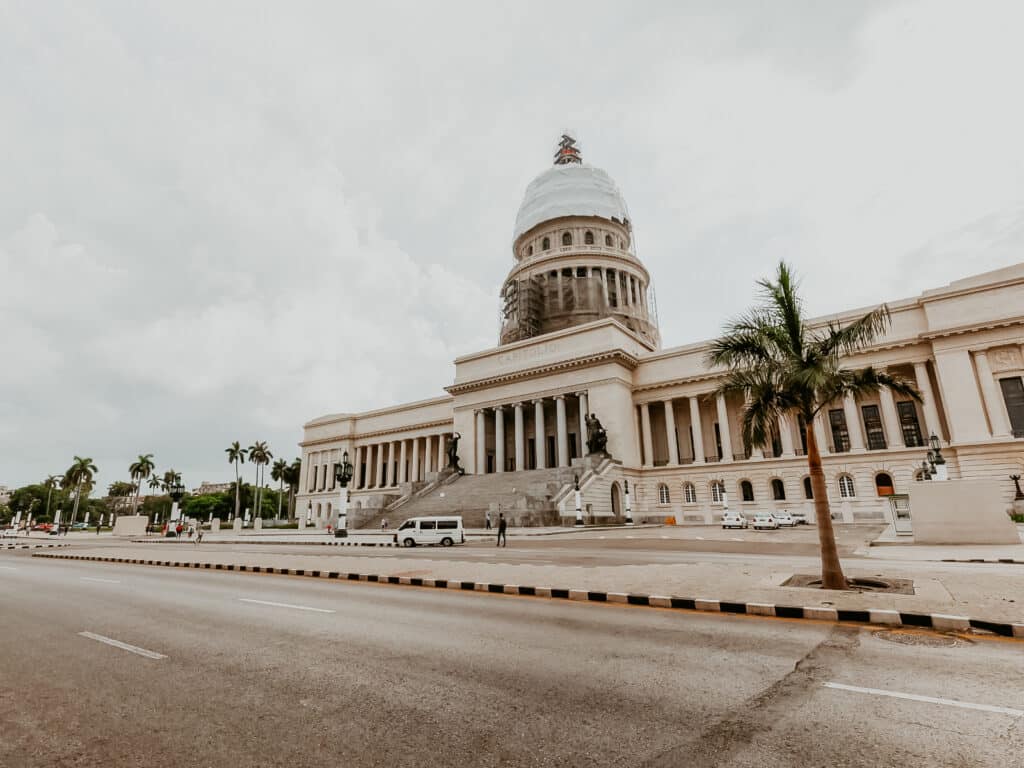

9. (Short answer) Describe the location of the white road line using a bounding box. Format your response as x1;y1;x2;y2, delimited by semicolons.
0;565;18;570
238;598;335;613
78;632;166;660
79;577;120;584
695;536;705;540
824;682;1024;717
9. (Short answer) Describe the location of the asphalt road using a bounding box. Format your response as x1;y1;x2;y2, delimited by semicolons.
1;552;1021;767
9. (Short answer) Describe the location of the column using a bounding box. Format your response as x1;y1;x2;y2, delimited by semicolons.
778;413;795;457
514;404;525;471
399;439;408;483
914;361;942;440
494;407;506;473
813;413;830;455
534;399;547;469
373;443;382;488
356;445;366;488
476;410;487;474
878;386;904;449
601;270;610;308
714;393;732;463
577;391;589;453
555;395;569;467
663;399;679;466
411;437;420;482
843;394;866;451
437;433;446;473
557;271;564;310
974;350;1012;436
424;435;433;474
690;396;706;464
385;442;394;486
640;403;654;467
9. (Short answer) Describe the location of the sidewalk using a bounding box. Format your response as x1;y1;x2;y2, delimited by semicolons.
35;543;1024;629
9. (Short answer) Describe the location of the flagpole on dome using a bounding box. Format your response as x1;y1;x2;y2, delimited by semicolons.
553;132;582;165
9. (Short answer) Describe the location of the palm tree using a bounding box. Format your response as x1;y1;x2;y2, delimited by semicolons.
43;474;60;520
128;454;156;516
271;458;287;520
247;441;272;519
148;474;163;493
226;442;247;521
282;458;301;521
709;262;921;589
63;456;98;527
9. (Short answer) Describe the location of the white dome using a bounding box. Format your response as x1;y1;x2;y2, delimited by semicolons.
513;164;630;241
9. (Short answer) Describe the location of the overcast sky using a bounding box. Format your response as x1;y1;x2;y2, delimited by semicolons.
2;1;1023;491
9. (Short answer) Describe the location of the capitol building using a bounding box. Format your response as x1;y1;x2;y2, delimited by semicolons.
298;137;1024;528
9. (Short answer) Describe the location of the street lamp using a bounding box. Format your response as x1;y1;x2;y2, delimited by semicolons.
333;451;354;537
168;481;186;533
573;475;584;526
623;479;633;525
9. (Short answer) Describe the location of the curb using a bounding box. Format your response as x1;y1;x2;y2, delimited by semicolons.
128;539;399;547
2;543;71;550
940;558;1024;565
32;552;1024;640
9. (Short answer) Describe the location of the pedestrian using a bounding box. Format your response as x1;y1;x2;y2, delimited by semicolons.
195;527;203;547
381;518;388;531
485;511;492;530
496;513;507;547
175;522;183;539
95;520;101;535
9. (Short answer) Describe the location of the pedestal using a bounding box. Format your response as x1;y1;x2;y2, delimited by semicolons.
254;518;263;530
232;518;243;532
211;518;221;532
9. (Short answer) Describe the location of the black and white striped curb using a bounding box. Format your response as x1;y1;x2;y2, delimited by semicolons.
2;543;71;550
940;558;1024;565
129;538;399;547
32;552;1024;640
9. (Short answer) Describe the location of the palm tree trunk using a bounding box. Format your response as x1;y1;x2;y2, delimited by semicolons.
278;478;283;519
71;479;83;526
805;421;848;589
234;460;241;520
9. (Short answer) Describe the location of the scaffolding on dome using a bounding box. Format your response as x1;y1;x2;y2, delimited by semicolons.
500;276;543;344
553;134;582;166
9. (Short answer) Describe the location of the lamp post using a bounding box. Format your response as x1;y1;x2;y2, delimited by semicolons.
925;434;947;481
333;451;354;537
168;481;185;531
623;479;633;525
573;474;583;526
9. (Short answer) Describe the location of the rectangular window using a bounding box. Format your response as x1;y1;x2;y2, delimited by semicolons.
569;433;578;460
688;426;695;461
829;409;850;453
607;269;618;308
546;436;556;464
419;520;436;530
437;520;458;529
897;401;924;447
861;405;887;450
770;428;782;458
797;415;808;454
1000;377;1024;437
527;438;536;470
713;423;723;460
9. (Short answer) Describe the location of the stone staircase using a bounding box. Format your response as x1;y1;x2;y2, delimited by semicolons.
354;468;569;529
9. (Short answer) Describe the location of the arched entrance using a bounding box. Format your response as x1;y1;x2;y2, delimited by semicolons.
610;482;622;518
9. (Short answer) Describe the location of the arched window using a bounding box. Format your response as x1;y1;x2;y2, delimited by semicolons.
875;472;895;496
605;234;613;247
771;478;786;501
527;245;533;256
803;476;813;499
838;474;856;499
562;232;572;246
584;230;594;245
682;482;697;504
542;237;550;250
740;480;754;502
657;483;670;504
710;481;725;504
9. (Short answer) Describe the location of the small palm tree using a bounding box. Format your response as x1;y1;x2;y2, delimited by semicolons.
247;441;272;519
709;262;921;589
225;441;247;521
128;454;156;516
63;456;98;527
271;458;287;519
43;474;60;519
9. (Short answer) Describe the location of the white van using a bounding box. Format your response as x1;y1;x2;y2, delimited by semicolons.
393;516;465;547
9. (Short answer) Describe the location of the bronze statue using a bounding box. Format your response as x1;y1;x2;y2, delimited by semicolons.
585;413;608;455
447;432;465;475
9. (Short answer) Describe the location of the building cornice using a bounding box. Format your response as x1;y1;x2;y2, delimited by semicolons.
299;418;454;449
445;348;640;396
303;394;453;429
918;314;1024;341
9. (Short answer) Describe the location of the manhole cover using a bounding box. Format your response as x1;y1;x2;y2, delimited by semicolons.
873;629;965;648
781;574;915;595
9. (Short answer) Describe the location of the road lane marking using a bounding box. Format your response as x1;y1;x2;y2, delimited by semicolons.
79;577;120;584
0;565;18;570
238;598;335;613
78;632;166;660
824;682;1024;717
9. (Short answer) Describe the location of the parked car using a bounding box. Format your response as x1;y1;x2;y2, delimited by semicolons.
751;513;779;530
789;511;809;525
1;528;19;538
32;523;54;532
71;522;88;530
771;511;796;527
393;516;465;547
721;511;748;529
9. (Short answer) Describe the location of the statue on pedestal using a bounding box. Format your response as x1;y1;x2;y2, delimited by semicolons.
585;413;609;456
447;432;465;475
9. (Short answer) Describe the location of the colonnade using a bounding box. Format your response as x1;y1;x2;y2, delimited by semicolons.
473;391;589;474
305;432;454;494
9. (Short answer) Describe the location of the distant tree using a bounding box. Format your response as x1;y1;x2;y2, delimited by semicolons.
247;441;272;519
128;454;156;515
63;456;98;526
225;441;247;521
271;458;288;519
282;458;301;521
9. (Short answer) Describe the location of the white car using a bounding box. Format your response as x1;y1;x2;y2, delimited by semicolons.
771;511;796;527
1;528;19;538
789;511;809;525
394;516;465;547
721;512;748;529
751;513;779;530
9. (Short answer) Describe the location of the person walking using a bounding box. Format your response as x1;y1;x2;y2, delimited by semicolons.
485;511;492;530
195;527;203;547
496;513;507;547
